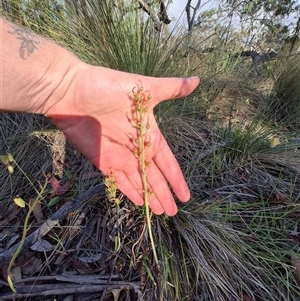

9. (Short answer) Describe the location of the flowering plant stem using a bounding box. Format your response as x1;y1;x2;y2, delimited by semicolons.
7;177;48;293
130;82;159;266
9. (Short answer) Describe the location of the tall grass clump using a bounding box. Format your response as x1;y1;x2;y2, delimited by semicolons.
61;0;164;74
2;0;199;78
263;55;300;129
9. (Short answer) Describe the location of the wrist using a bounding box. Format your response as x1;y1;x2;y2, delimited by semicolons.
36;58;87;116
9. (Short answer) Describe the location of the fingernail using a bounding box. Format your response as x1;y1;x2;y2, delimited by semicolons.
188;76;199;79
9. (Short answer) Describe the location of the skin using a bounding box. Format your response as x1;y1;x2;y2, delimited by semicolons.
0;18;200;216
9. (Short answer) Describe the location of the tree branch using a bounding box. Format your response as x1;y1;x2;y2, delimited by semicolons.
186;0;201;31
137;0;171;31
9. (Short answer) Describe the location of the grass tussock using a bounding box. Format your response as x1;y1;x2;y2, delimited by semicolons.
264;55;300;129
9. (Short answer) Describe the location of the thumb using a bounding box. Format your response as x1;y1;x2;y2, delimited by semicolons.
152;76;200;104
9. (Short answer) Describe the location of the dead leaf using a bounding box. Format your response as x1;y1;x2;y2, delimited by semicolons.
291;253;300;285
287;234;300;246
5;234;20;249
78;254;102;263
30;239;55;252
29;198;44;224
2;264;8;281
21;256;43;275
110;288;122;301
50;176;68;195
271;192;291;204
0;207;21;226
10;265;22;283
242;294;254;301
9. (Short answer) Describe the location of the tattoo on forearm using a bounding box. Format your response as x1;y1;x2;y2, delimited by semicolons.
7;24;45;60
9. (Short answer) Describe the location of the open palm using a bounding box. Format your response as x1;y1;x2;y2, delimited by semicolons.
45;64;199;216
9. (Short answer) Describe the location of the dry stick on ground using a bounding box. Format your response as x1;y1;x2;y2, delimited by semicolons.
13;274;121;283
0;183;105;267
0;283;142;300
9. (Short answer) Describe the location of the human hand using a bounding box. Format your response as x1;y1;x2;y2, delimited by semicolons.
45;64;199;216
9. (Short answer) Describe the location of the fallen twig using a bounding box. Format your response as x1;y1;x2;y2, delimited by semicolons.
14;273;121;284
0;282;141;300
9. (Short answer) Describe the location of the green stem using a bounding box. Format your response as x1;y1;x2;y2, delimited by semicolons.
7;179;48;293
139;111;159;266
13;159;42;196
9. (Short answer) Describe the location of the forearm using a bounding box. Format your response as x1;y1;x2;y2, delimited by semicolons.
0;17;82;114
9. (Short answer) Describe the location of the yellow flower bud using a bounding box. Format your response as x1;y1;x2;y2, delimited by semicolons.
0;155;9;165
13;197;26;208
7;165;14;174
7;153;14;162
